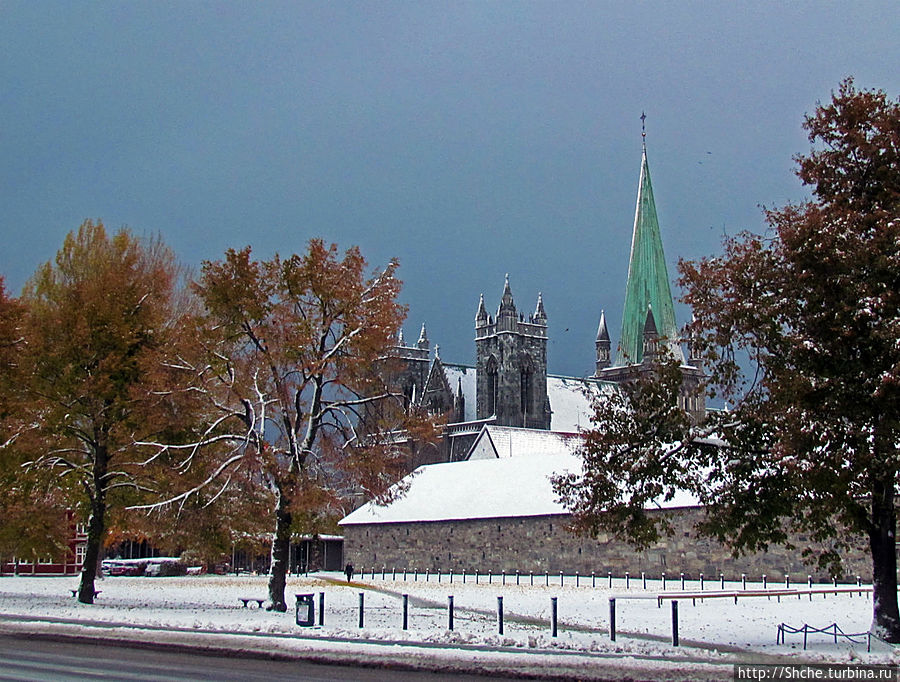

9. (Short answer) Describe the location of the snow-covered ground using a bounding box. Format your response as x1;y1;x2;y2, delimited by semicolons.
0;572;896;679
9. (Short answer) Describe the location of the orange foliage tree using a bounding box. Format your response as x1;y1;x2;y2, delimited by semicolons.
138;240;437;610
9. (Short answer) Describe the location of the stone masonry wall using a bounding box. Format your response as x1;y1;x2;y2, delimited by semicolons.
343;507;872;581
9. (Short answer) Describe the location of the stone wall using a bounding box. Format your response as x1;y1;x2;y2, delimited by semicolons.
342;507;872;581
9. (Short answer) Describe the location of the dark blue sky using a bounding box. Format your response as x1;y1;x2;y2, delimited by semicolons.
2;2;897;376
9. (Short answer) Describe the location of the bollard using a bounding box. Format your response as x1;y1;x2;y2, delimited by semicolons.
319;592;325;626
642;572;646;590
448;595;454;631
672;600;679;646
476;571;479;584
497;596;504;635
404;569;407;582
742;574;746;590
592;571;596;588
402;594;408;630
576;571;579;588
662;572;666;590
382;566;385;580
763;574;767;590
426;569;430;582
786;574;790;589
608;571;612;588
808;575;812;590
700;573;704;591
463;571;466;584
720;573;725;590
358;592;364;628
551;597;558;637
545;572;549;586
415;569;418;582
560;570;564;587
625;572;630;590
681;572;685;590
449;571;452;584
530;571;534;586
392;567;396;580
609;597;616;641
489;571;493;585
438;570;441;584
516;570;520;585
502;571;506;585
857;576;862;597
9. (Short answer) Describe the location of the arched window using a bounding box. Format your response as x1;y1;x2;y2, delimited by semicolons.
519;355;534;422
486;356;499;416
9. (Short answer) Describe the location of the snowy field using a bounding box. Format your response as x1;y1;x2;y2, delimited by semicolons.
0;572;897;676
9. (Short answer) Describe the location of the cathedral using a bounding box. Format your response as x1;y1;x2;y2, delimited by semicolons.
339;140;868;580
386;135;705;464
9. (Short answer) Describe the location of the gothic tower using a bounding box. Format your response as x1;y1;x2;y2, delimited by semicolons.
475;276;551;429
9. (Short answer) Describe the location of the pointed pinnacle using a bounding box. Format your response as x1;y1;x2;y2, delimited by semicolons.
643;304;658;336
596;310;610;342
476;293;488;322
534;292;547;322
499;274;516;316
417;322;429;349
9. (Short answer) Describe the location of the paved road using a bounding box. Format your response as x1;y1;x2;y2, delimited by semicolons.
0;634;496;682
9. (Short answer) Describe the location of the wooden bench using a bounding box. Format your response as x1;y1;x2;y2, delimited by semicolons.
239;597;266;608
70;589;101;598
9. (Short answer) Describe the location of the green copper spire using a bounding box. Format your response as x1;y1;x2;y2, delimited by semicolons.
616;133;683;366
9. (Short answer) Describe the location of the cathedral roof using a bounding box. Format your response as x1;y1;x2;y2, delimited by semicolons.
617;143;684;365
465;425;581;460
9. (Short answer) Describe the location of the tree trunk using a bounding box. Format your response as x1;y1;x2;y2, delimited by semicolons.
869;476;900;642
78;442;108;605
267;485;292;612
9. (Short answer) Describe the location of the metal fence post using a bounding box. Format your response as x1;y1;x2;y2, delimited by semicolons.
358;592;364;628
672;600;679;646
551;596;558;637
497;596;504;635
448;595;454;631
609;597;616;641
318;591;325;626
402;593;408;630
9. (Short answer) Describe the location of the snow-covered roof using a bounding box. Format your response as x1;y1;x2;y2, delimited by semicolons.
547;375;612;432
340;444;700;526
466;425;582;460
443;363;477;422
339;453;581;525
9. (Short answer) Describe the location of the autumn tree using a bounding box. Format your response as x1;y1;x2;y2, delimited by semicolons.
15;221;190;603
0;278;70;568
555;79;900;641
139;240;434;610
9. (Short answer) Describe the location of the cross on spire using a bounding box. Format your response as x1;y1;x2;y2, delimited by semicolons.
640;111;647;149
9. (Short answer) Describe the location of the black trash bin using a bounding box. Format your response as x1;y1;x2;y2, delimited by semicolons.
295;593;315;626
